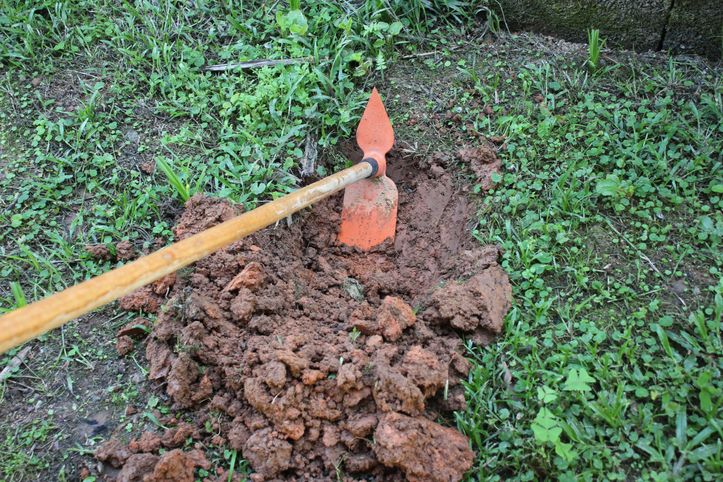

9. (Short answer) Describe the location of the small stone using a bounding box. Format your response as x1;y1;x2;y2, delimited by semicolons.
124;129;140;144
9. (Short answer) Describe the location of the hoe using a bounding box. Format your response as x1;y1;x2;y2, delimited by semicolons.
0;89;397;354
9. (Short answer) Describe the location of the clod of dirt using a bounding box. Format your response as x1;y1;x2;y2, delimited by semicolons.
145;449;209;482
95;439;131;468
160;422;198;448
457;143;502;191
399;346;447;397
173;194;239;240
116;335;134;356
377;296;416;341
129;432;162;453
119;274;176;314
102;153;511;481
116;240;136;261
374;412;474;482
372;362;426;416
224;261;266;292
243;428;293;478
146;338;173;380
86;244;113;260
100;444;207;482
350;296;416;341
425;268;511;343
119;288;160;313
117;318;150;339
117;453;159;482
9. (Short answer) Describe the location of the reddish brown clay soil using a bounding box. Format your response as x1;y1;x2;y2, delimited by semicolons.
98;152;511;481
457;142;503;192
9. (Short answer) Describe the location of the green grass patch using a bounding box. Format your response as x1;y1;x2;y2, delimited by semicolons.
451;49;722;480
0;418;57;477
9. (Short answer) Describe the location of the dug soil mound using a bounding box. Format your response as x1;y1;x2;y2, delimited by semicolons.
97;152;512;481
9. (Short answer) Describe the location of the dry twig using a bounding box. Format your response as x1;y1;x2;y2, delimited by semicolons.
203;58;311;72
0;346;32;382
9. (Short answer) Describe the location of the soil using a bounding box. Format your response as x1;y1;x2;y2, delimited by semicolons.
457;143;503;192
116;241;136;261
85;241;139;262
87;244;114;260
96;151;511;481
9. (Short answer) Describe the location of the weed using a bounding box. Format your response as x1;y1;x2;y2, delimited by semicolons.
0;418;57;477
452;41;722;480
587;28;605;71
156;157;191;202
9;282;26;308
226;449;238;482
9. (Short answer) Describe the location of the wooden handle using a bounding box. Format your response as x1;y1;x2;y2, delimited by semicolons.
0;163;372;354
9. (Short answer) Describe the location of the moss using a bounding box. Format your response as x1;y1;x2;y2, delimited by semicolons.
494;0;722;59
494;0;669;50
664;0;722;59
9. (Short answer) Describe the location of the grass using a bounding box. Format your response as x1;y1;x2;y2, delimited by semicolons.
1;1;722;481
587;28;604;71
0;0;421;307
1;418;56;476
441;43;722;480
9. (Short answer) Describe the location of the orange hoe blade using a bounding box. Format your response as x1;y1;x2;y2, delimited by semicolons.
338;88;398;250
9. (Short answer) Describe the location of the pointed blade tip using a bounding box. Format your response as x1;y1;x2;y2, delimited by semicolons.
366;88;384;111
357;87;394;153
